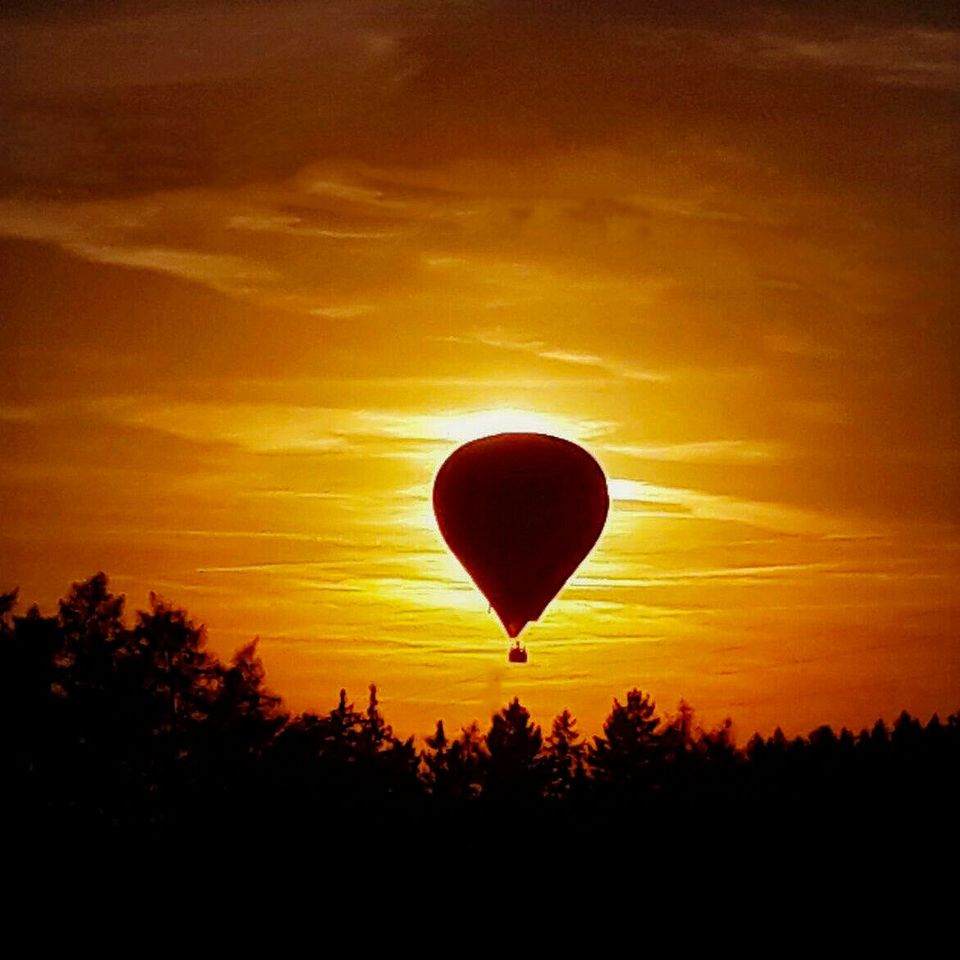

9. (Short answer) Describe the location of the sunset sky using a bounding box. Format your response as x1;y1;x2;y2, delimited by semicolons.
2;0;957;740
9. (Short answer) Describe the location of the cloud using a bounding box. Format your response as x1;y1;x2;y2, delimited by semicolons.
0;199;277;296
226;214;399;240
577;562;838;589
305;180;409;209
0;1;413;197
441;332;668;383
607;477;871;537
604;440;788;464
307;305;373;319
744;27;960;90
3;0;956;208
92;397;612;458
64;242;277;290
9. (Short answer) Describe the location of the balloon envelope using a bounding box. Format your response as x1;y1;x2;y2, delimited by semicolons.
433;432;609;638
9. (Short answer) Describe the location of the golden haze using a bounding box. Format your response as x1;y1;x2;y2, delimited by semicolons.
1;1;958;739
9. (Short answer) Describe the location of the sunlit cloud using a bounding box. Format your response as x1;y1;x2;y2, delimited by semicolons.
305;179;410;208
441;332;668;383
92;398;610;458
307;305;373;319
605;440;788;463
608;477;870;537
421;407;610;445
226;212;399;240
0;198;277;296
66;242;278;289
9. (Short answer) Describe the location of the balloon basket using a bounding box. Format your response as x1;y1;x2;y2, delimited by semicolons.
508;642;528;664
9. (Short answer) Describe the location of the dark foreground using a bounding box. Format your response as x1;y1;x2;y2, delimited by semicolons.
5;574;958;874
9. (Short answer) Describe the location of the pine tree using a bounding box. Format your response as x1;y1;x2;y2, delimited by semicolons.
422;719;450;796
588;688;660;788
485;697;543;802
543;709;586;800
325;688;363;761
361;683;389;755
443;721;487;800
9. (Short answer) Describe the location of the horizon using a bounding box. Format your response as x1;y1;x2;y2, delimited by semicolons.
2;568;954;745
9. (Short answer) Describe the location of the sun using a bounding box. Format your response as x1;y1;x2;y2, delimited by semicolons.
428;407;590;445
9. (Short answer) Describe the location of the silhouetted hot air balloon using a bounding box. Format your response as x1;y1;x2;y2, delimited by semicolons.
433;433;609;659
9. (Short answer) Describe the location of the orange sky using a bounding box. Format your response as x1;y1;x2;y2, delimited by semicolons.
2;1;958;740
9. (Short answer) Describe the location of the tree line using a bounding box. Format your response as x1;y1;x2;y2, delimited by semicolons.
4;573;958;855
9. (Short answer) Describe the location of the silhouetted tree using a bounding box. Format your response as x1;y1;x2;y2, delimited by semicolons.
57;572;126;712
869;718;889;752
589;688;660;791
129;591;215;736
359;684;420;801
542;709;586;801
697;717;736;763
442;721;487;801
693;717;739;804
213;640;283;729
485;697;544;804
892;709;924;751
361;683;388;754
4;571;959;853
201;639;285;807
0;588;17;631
316;688;366;798
659;699;697;764
422;719;450;796
2;592;66;817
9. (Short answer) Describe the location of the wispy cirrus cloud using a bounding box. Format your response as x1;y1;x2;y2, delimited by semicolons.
65;242;278;289
305;179;412;209
607;477;873;537
226;213;400;241
91;396;615;458
743;27;960;90
604;440;789;464
439;331;668;383
0;198;278;296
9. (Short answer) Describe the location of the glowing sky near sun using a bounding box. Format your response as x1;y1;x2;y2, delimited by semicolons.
1;1;958;739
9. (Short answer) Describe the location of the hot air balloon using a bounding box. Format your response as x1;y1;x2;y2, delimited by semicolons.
433;432;609;660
